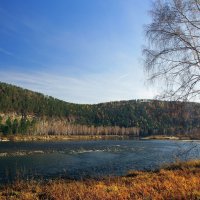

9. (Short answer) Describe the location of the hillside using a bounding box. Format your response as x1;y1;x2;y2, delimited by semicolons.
0;82;200;137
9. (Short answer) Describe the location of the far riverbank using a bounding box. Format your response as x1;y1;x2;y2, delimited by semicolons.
1;134;200;142
0;134;132;142
141;135;200;141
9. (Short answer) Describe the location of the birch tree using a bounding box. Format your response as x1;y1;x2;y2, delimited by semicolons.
143;0;200;101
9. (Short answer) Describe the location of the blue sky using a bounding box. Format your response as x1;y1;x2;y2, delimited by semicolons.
0;0;156;103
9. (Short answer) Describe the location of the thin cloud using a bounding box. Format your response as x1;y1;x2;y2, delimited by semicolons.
0;69;156;104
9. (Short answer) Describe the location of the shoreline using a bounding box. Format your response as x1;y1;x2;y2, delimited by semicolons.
141;135;200;141
0;160;200;199
0;134;200;142
0;134;133;142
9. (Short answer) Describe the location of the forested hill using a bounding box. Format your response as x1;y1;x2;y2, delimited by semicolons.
0;82;200;136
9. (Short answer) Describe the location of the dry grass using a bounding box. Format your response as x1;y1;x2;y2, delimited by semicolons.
141;135;180;140
1;160;200;200
0;134;128;142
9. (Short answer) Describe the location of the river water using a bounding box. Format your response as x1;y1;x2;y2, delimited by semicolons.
0;139;199;183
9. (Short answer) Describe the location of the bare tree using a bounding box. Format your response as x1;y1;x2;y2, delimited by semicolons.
143;0;200;101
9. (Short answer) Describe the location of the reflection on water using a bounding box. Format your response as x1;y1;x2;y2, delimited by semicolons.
0;139;199;183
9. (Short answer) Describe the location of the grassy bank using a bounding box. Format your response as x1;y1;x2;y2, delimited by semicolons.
0;134;130;142
141;135;200;140
141;135;180;140
1;134;200;142
0;160;200;200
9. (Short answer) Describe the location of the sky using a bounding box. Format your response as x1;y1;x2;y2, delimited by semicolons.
0;0;157;104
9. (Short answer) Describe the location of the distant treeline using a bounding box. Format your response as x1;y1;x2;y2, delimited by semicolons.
0;116;140;136
0;82;200;136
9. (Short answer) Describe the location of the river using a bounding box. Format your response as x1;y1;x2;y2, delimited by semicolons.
0;139;199;183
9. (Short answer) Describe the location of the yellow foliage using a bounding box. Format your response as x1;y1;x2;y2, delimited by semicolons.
0;160;200;200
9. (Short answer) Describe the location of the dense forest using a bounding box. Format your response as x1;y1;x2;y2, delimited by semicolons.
0;82;200;137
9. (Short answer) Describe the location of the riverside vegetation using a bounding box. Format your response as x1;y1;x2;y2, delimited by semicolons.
0;82;200;139
0;160;200;200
